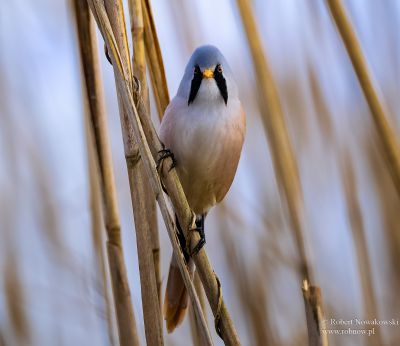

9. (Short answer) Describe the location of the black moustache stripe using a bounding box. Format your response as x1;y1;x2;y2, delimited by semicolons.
214;65;228;105
188;65;202;105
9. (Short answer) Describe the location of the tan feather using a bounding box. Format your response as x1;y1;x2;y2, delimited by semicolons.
163;256;194;332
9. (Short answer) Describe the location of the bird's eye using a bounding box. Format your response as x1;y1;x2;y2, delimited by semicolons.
217;64;223;74
193;65;201;75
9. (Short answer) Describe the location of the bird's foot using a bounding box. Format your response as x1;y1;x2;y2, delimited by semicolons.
156;146;176;195
190;216;206;256
156;147;176;173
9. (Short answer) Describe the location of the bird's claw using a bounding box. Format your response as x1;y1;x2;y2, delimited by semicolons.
156;147;176;195
156;148;176;173
190;228;206;256
190;216;206;256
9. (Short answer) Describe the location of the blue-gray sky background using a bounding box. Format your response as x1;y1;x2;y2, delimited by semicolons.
0;1;399;345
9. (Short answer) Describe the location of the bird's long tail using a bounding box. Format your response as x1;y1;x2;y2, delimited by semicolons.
163;255;194;332
163;216;194;333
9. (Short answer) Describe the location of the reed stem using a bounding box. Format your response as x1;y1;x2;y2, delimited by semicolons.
102;0;164;344
302;280;328;346
72;2;140;345
327;0;400;197
141;0;170;119
236;1;328;344
128;0;162;307
236;0;311;282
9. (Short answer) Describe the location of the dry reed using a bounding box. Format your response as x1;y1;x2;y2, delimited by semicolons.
235;1;328;345
326;0;400;197
141;0;170;119
365;136;400;322
72;1;140;345
236;0;310;281
128;0;162;306
85;81;118;346
302;280;328;346
102;0;164;344
340;151;382;346
189;272;209;346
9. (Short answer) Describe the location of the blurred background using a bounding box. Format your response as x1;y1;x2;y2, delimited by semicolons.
1;0;399;345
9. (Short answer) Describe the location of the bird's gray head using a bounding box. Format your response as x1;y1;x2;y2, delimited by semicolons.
177;45;238;106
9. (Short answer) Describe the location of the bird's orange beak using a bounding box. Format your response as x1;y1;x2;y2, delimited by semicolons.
203;68;214;79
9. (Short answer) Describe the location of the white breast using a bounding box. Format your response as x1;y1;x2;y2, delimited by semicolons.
159;82;245;214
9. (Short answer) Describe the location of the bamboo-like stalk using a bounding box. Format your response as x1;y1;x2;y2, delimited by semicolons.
366;137;400;321
194;271;207;321
235;2;328;345
189;272;209;346
326;0;400;197
128;0;162;307
72;2;140;345
302;280;328;346
189;307;202;346
308;68;333;141
101;0;164;344
87;1;238;343
141;0;170;119
340;152;382;346
85;87;118;346
236;0;310;282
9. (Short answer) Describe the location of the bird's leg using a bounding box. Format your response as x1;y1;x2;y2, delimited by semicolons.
175;215;191;264
156;143;177;173
190;214;206;256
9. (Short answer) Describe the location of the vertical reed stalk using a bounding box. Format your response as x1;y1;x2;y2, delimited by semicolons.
72;1;140;345
340;152;382;346
327;0;400;196
102;0;164;344
194;272;207;319
189;272;209;346
128;0;162;306
87;1;237;343
85;91;118;346
141;0;170;119
366;138;400;321
189;308;202;346
302;280;328;346
236;1;328;345
236;0;310;282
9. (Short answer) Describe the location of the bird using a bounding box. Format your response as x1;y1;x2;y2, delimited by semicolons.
159;45;246;333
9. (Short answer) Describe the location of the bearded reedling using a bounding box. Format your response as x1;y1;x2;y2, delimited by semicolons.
159;45;246;332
